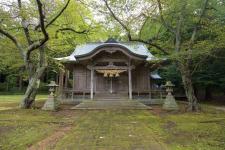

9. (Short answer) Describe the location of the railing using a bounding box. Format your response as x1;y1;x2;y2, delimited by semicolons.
59;88;166;102
61;88;90;100
133;90;166;99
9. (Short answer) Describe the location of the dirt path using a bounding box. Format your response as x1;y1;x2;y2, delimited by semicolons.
27;126;72;150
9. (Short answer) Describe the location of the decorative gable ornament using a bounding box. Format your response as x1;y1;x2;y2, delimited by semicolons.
96;69;126;77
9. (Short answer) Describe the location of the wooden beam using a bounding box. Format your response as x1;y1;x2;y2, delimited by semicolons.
87;65;135;70
95;58;128;63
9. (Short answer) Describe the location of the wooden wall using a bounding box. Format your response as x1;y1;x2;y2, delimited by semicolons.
71;63;150;94
73;64;91;92
132;64;150;92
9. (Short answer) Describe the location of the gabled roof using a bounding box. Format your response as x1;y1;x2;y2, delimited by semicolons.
55;39;157;62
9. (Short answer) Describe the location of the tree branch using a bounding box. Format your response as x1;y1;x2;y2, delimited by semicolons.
45;0;70;29
103;0;130;36
18;0;32;45
156;0;176;34
55;27;88;38
26;0;49;61
149;59;169;70
189;0;209;50
129;38;169;54
103;0;168;55
174;2;187;52
35;0;70;30
0;28;25;58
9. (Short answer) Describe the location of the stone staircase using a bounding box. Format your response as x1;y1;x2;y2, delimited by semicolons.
71;99;151;110
94;93;128;101
70;93;152;110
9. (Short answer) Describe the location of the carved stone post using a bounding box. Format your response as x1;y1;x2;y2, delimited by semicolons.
162;81;178;110
42;81;59;111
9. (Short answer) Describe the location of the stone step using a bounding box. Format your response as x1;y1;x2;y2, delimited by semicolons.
95;93;128;97
94;94;128;100
95;99;128;101
71;100;152;110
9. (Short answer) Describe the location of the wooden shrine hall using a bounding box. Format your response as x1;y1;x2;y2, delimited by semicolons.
55;38;162;101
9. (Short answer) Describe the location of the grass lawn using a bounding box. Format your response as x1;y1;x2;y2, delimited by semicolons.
0;94;47;110
0;95;225;150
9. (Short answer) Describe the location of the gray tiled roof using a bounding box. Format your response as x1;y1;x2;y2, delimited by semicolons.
55;41;156;62
150;72;162;79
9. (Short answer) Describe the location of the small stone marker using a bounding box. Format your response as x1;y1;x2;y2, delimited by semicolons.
42;81;59;111
162;81;178;111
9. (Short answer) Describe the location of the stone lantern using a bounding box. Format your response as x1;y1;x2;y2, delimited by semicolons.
42;81;59;111
162;81;179;110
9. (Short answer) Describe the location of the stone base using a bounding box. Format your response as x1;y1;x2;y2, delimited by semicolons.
42;95;59;111
162;94;178;111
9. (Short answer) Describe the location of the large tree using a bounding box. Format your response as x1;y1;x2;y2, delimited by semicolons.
0;0;71;108
156;0;209;111
0;0;108;108
92;0;224;111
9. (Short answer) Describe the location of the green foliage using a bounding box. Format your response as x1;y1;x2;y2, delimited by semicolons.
193;51;225;90
159;64;182;87
1;0;225;97
0;0;110;92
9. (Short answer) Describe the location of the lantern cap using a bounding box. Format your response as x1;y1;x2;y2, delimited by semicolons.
46;81;59;87
163;81;175;87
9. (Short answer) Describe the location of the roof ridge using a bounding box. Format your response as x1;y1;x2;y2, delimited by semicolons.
81;41;144;45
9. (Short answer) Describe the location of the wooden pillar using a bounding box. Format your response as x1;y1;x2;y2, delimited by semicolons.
90;67;94;99
110;77;113;93
128;66;132;99
72;68;75;101
64;70;68;89
149;72;151;99
58;69;65;99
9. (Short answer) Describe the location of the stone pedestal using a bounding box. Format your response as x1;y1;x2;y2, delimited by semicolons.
163;92;178;110
42;94;59;111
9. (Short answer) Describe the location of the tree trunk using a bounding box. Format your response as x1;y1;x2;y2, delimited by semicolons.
20;46;47;109
20;66;46;108
178;63;199;111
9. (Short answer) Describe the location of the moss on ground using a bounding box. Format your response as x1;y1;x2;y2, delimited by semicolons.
0;95;225;150
54;110;167;150
0;109;59;150
164;109;225;150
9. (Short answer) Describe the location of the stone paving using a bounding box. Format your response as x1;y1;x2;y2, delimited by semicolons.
54;110;167;150
71;99;152;110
